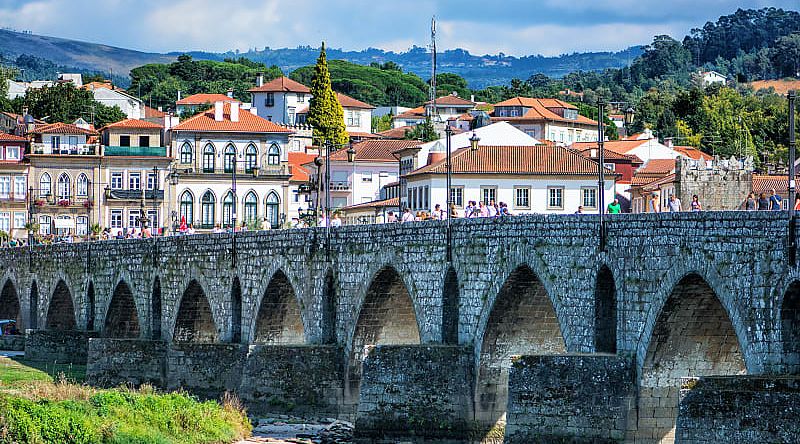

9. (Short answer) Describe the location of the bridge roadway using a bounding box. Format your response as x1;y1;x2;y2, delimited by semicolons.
1;211;799;442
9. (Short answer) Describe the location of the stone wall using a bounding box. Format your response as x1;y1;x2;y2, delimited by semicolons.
676;376;800;443
166;343;247;399
505;354;636;443
0;335;24;351
86;339;167;387
675;156;754;210
25;330;94;364
355;345;475;441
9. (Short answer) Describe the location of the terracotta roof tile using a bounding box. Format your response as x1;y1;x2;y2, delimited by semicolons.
427;95;475;106
329;139;420;163
101;119;163;131
377;126;414;139
406;145;613;177
248;77;311;93
752;175;799;194
337;92;374;109
176;93;240;105
493;97;577;109
0;133;27;142
144;105;166;118
572;140;648;156
31;122;98;135
341;197;399;211
642;173;676;191
492;97;596;126
673;145;713;161
288;152;316;182
394;106;427;120
172;103;293;133
637;159;676;175
574;147;640;162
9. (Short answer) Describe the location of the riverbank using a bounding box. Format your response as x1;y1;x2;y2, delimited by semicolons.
0;356;251;443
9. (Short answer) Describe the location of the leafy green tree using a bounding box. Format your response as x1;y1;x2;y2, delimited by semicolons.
307;43;348;147
404;117;437;142
372;114;393;133
772;33;800;77
21;82;125;127
576;102;619;140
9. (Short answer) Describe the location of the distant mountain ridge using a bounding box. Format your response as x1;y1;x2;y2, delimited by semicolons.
0;28;642;88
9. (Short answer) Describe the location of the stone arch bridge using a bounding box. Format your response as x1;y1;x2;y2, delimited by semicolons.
1;212;799;443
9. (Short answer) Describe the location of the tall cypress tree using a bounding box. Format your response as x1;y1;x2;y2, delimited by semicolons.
308;42;348;147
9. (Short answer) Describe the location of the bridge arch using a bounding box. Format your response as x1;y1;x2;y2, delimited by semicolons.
474;263;567;432
0;278;21;331
346;264;421;405
637;271;747;443
103;279;141;338
173;279;219;343
251;269;304;344
45;278;77;330
594;264;617;353
781;280;800;374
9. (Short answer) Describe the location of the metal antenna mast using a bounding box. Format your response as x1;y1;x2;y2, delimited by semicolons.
429;16;437;119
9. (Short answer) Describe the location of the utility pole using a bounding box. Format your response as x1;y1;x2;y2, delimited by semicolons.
428;16;437;120
597;99;607;252
789;90;796;265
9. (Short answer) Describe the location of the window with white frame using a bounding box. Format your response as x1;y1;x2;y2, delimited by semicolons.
423;185;429;209
179;191;193;225
110;172;122;190
268;144;280;165
265;192;280;228
297;93;305;103
76;216;88;236
245;144;257;173
147;172;157;190
76;174;89;197
514;187;530;209
180;142;192;164
110;210;123;229
5;146;19;160
39;215;51;234
13;176;25;200
128;210;141;228
57;173;70;200
13;212;25;230
203;144;215;173
222;191;235;228
582;187;598;209
147;210;158;229
244;192;258;223
224;145;236;173
0;212;9;233
0;177;10;198
450;187;464;208
201;191;215;228
39;173;51;197
129;173;141;190
362;171;372;182
481;187;497;205
547;187;564;210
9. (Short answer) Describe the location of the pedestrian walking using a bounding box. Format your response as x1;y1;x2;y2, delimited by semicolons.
647;194;659;213
479;201;488;217
387;211;397;223
690;195;702;212
769;189;783;211
668;195;682;212
575;206;584;214
745;192;757;211
607;198;621;214
465;201;476;218
449;203;458;219
401;208;414;223
487;199;498;217
758;193;770;210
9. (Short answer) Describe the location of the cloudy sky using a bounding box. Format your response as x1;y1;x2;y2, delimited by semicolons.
0;0;797;56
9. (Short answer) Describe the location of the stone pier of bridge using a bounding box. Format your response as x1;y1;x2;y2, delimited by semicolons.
1;211;800;443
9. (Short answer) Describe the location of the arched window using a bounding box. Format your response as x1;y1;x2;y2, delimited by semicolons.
76;173;89;197
180;142;192;164
244;191;258;224
39;173;51;197
201;191;215;228
267;144;280;166
224;144;236;173
57;173;71;200
179;190;194;225
265;192;280;228
202;144;215;173
222;191;235;228
245;144;258;173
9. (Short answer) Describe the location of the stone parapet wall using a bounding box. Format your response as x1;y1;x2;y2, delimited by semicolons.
25;330;94;364
86;339;167;387
0;335;25;351
505;354;637;443
166;343;247;399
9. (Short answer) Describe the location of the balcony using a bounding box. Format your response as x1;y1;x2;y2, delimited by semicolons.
106;189;165;200
31;143;99;155
330;181;352;191
104;146;168;157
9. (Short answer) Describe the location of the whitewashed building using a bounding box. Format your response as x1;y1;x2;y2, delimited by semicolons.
249;76;310;124
84;82;145;119
392;94;476;128
491;97;599;143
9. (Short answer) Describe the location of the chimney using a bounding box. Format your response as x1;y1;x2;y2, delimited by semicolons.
427;151;446;165
230;101;240;122
256;73;264;87
470;94;475;102
250;107;258;116
590;149;597;158
214;101;224;121
227;88;234;99
177;90;182;102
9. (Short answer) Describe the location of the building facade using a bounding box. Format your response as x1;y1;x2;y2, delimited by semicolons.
491;97;599;144
0;133;29;239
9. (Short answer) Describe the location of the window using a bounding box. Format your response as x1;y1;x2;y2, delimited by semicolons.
147;172;156;190
0;212;9;233
244;192;258;223
76;174;89;197
110;210;123;229
547;187;564;210
55;216;71;236
582;187;598;209
51;136;60;150
201;191;215;228
481;187;497;205
128;210;141;228
119;135;131;147
288;107;296;124
203;144;215;173
5;146;19;160
245;144;257;173
57;173;71;200
515;187;530;209
13;176;25;199
603;162;615;171
362;171;372;182
222;191;235;228
139;136;150;147
423;185;429;209
297;93;305;103
129;173;141;190
111;172;123;190
265;192;280;228
265;93;274;107
13;212;25;230
39;215;51;234
224;145;236;173
76;216;88;236
347;110;360;127
267;144;280;165
147;210;158;229
450;187;464;208
180;142;192;164
0;177;9;198
39;173;51;197
179;191;193;225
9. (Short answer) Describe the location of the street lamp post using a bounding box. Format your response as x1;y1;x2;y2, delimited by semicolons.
445;126;453;263
320;139;355;259
597;99;607;252
789;90;797;265
231;152;237;268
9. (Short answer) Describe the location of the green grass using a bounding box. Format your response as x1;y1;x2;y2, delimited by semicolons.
0;357;251;444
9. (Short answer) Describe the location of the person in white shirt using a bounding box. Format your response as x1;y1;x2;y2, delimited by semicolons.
401;208;414;223
487;199;498;217
331;213;342;227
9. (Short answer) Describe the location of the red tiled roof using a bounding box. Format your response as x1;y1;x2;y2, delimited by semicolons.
642;173;676;191
144;105;166;119
347;131;381;139
341;197;399;211
248;77;310;93
631;175;662;186
31;122;97;135
572;140;648;156
427;95;475;106
329;139;420;163
0;133;27;142
492;97;596;126
493;97;577;109
82;81;115;91
101;119;163;131
337;93;374;109
406;145;614;177
176;93;240;105
575;147;643;163
448;112;474;121
673;145;713;161
637;159;676;175
288;152;316;182
172;102;293;133
377;126;414;139
752;175;799;194
395;106;427;120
